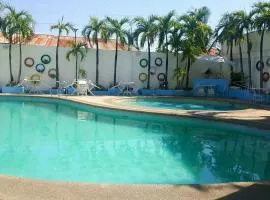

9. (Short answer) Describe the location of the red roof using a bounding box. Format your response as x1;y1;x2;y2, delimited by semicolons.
0;33;137;51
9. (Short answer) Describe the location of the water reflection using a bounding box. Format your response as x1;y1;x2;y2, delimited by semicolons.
0;100;269;184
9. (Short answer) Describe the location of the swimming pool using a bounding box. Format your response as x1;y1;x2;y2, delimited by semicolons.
0;96;269;184
120;98;244;111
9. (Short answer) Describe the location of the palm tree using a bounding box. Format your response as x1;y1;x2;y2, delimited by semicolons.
214;13;237;75
16;13;34;83
157;10;175;89
82;17;108;86
251;2;270;88
50;17;73;88
134;15;158;89
106;17;129;86
0;5;33;85
233;11;253;87
180;13;212;88
188;6;211;24
127;20;136;51
66;42;87;81
168;22;184;88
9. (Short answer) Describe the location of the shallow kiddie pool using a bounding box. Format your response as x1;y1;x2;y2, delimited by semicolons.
119;97;246;111
0;96;269;184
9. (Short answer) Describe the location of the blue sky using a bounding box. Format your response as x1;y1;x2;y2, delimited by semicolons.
7;0;260;35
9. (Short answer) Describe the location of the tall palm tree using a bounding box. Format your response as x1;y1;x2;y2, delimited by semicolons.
50;17;73;88
0;5;32;85
188;6;211;24
134;15;158;89
157;10;175;89
251;2;270;88
232;11;253;87
168;22;184;88
214;13;237;76
82;17;108;86
180;13;212;88
106;17;129;86
16;14;34;83
66;42;87;81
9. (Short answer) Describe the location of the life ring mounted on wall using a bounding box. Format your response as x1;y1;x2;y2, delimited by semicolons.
48;68;57;79
41;54;51;64
35;64;46;73
263;72;270;82
155;57;163;67
256;61;264;71
139;73;148;82
139;59;148;68
24;57;35;67
30;74;41;84
157;73;166;82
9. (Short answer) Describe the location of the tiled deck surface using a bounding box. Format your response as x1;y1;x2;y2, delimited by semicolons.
0;94;270;200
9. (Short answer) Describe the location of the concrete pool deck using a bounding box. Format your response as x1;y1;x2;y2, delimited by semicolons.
0;94;270;199
57;95;270;130
0;175;269;200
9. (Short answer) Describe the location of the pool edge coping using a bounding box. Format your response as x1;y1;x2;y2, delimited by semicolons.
1;94;270;130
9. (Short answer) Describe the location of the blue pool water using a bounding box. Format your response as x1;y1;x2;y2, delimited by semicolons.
0;96;269;184
122;98;243;111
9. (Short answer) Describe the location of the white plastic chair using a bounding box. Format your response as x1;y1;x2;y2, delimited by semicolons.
112;81;135;96
87;80;100;96
207;86;216;97
197;87;205;96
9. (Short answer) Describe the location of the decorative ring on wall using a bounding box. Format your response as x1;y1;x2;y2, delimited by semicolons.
155;57;163;67
266;58;270;67
139;59;148;68
35;64;46;73
157;73;166;82
24;57;35;67
256;61;264;71
41;54;51;64
139;73;148;82
48;68;57;79
30;74;41;84
263;72;270;82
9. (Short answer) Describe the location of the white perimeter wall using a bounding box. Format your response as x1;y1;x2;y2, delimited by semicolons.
223;31;270;89
0;44;230;89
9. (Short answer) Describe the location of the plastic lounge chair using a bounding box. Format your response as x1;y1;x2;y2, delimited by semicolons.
75;80;88;95
87;80;100;96
194;86;205;97
207;86;216;97
110;81;135;96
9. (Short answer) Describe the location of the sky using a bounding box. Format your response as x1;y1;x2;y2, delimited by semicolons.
6;0;261;36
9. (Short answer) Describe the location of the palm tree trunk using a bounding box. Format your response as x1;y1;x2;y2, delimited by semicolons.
230;40;234;76
113;36;118;86
259;28;265;89
8;39;14;84
165;34;169;89
185;58;191;89
176;52;179;88
55;30;61;88
246;31;252;88
230;40;233;61
147;38;151;89
75;52;78;82
17;41;22;84
96;39;99;86
239;43;243;74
